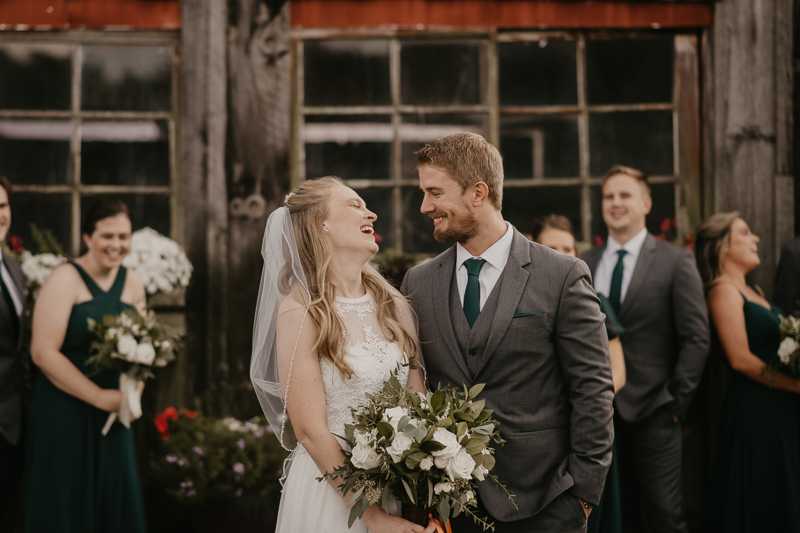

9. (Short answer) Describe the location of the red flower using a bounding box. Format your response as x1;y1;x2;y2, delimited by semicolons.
660;218;676;232
162;407;179;421
154;414;170;439
594;235;605;246
684;232;696;250
179;409;197;419
8;236;23;253
373;232;383;244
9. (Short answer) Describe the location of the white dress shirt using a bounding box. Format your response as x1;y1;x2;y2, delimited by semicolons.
0;249;23;317
455;222;514;311
593;227;649;305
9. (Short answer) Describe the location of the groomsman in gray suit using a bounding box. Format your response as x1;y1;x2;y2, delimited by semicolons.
581;166;709;533
401;133;615;532
0;177;29;533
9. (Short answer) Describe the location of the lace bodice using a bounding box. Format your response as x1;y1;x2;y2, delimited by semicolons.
320;293;409;437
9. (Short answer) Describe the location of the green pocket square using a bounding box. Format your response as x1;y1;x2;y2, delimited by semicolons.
513;312;544;318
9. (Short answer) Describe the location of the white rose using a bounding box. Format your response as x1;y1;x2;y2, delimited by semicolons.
135;342;157;365
433;482;453;495
387;432;414;463
354;429;374;447
472;464;490;481
160;340;172;353
465;490;475;500
445;449;476;481
350;444;381;470
382;406;407;432
431;428;461;460
117;334;138;362
419;456;434;471
778;337;798;365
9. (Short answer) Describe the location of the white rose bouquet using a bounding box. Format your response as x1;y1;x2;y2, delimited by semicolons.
320;370;514;531
122;227;192;295
777;313;800;374
20;251;67;298
86;309;179;435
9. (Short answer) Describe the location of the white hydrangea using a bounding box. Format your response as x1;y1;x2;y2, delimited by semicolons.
20;251;68;297
122;228;193;295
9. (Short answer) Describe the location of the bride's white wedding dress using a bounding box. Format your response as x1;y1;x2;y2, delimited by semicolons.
275;293;410;533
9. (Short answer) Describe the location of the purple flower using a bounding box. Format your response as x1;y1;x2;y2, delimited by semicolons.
177;458;188;467
233;462;245;475
265;426;274;434
165;455;178;463
254;429;264;438
193;446;205;456
236;438;245;450
276;469;283;477
235;488;243;498
180;481;193;489
186;490;196;498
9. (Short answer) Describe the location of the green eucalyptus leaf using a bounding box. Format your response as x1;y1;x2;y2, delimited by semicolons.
401;478;416;504
468;383;485;400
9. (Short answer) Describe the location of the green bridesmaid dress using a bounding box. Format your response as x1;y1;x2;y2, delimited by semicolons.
587;293;623;533
24;262;146;533
707;286;800;532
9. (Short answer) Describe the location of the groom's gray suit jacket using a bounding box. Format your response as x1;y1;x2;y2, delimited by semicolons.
0;255;29;446
401;228;614;522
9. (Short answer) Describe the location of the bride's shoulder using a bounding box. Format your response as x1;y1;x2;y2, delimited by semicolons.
278;293;308;317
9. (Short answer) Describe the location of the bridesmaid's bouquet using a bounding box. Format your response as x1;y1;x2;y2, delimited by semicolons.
777;313;800;374
87;309;179;435
320;369;514;532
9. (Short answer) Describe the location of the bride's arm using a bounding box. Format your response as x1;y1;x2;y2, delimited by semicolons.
277;298;434;533
709;284;800;393
407;366;426;395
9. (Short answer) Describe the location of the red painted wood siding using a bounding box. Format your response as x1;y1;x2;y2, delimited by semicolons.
0;0;180;30
292;0;714;30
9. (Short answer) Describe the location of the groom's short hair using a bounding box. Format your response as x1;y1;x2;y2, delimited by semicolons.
415;132;504;209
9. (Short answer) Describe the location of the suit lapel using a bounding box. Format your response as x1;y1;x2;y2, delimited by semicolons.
474;230;530;378
432;247;472;379
4;258;25;344
619;233;657;319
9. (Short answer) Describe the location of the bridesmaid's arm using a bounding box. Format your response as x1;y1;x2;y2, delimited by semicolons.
122;268;147;318
709;284;800;393
609;337;626;394
30;265;122;412
277;298;433;533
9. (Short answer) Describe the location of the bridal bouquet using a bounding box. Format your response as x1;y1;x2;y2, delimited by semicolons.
321;370;513;532
86;309;179;435
777;313;800;375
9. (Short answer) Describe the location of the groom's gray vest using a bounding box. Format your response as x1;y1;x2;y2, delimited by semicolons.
401;227;614;522
449;271;503;378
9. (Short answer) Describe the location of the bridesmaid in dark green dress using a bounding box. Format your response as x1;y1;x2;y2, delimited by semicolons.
532;215;626;533
696;213;800;533
25;199;147;533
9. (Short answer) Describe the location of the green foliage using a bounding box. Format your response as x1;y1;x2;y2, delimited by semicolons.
30;223;67;256
148;410;289;506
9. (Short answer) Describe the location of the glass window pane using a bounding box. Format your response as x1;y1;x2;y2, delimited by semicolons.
589;111;673;176
304;40;390;107
502;186;581;240
499;40;577;106
590;183;676;242
11;193;71;254
500;115;579;179
401;188;449;255
401;41;485;106
586;38;673;105
304;115;391;180
0;119;70;185
81;194;170;237
81;121;170;186
0;44;71;110
357;188;394;251
82;45;172;111
400;114;488;180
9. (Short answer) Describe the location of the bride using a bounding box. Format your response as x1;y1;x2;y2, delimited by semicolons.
251;177;435;533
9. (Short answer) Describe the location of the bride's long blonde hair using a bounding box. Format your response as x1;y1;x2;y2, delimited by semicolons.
283;177;418;378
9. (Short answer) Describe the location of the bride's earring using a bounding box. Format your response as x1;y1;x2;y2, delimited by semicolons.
324;227;329;234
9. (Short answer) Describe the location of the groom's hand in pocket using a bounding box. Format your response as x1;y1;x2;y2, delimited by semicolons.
578;498;592;520
362;505;437;533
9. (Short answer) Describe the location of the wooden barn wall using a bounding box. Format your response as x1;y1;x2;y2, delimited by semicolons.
0;0;180;30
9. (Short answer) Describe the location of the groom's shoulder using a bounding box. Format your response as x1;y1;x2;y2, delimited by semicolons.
527;239;584;275
405;246;453;282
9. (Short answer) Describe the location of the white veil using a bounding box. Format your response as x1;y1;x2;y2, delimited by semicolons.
250;199;426;462
250;205;310;451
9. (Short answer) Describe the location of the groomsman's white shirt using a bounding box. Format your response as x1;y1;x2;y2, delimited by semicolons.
0;249;23;317
593;226;649;305
455;222;513;311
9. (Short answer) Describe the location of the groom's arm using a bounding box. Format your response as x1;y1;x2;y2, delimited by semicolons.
554;260;615;506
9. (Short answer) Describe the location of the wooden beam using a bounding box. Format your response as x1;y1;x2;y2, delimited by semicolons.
291;0;714;30
0;0;180;30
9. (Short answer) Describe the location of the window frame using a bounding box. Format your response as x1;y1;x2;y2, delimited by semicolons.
293;28;701;252
0;30;181;255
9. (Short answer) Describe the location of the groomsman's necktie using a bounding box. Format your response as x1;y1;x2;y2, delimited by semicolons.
463;258;486;328
0;268;19;336
609;249;628;314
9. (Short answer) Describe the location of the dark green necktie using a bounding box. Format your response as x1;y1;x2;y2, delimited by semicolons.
0;268;19;336
608;249;628;314
463;258;486;328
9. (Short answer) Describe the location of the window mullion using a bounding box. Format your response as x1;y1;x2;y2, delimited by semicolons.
71;44;82;256
577;34;591;243
390;37;403;252
487;31;499;147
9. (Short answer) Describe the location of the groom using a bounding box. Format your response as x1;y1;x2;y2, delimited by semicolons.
401;133;615;532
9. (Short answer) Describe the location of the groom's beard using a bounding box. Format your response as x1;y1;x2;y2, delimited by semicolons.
431;210;479;244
